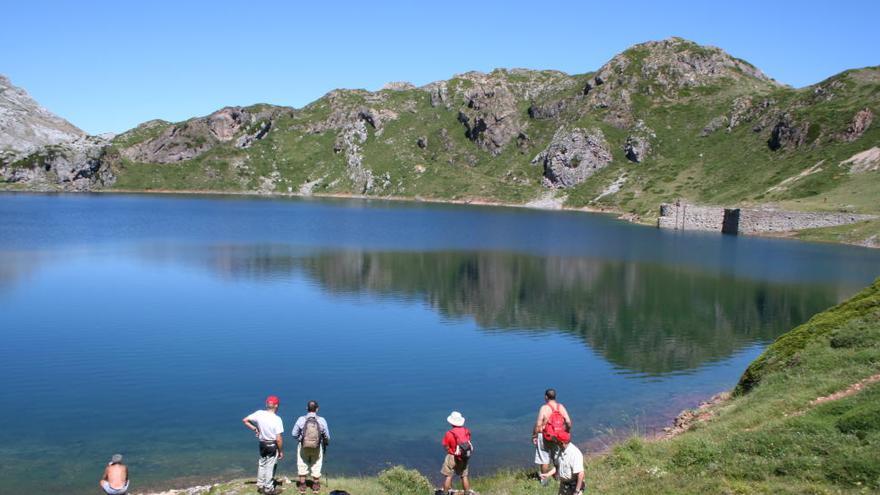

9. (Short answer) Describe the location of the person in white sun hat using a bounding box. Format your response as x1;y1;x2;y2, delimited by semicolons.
440;411;474;495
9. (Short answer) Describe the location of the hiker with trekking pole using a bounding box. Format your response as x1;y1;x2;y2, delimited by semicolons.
533;388;572;484
291;400;330;495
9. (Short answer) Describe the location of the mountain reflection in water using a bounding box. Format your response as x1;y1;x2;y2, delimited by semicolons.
137;244;837;376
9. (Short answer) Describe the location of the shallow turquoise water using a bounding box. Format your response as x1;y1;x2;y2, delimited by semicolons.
0;193;878;493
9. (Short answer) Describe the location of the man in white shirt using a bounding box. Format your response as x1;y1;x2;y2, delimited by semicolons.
539;439;585;495
243;395;285;495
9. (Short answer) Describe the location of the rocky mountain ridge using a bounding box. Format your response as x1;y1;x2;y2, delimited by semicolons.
2;37;878;244
0;75;85;158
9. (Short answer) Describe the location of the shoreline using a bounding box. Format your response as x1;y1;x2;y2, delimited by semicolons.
4;186;876;249
133;390;727;495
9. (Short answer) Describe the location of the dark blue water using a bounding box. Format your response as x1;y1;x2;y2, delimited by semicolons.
1;193;878;493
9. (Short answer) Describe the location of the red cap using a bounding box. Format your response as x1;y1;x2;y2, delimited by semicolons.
556;430;571;444
266;395;280;406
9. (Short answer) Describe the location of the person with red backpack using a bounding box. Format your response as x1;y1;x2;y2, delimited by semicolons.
532;388;572;483
291;400;330;495
440;411;474;495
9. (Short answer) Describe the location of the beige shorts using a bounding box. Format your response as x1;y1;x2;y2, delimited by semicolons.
296;444;323;478
441;453;469;477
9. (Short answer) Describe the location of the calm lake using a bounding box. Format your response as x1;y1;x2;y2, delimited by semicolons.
1;193;878;493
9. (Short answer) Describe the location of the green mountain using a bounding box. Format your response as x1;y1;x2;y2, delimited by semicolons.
2;37;878;244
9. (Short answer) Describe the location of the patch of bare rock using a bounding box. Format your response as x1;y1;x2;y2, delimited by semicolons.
123;106;284;164
532;127;613;188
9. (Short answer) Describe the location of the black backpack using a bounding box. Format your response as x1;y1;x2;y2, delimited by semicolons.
451;428;473;458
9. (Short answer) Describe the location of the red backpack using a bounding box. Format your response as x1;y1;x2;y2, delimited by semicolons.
542;403;570;444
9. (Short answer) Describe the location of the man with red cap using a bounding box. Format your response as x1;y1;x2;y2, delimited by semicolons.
243;396;285;494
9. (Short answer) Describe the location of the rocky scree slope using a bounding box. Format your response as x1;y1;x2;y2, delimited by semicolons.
2;37;878;244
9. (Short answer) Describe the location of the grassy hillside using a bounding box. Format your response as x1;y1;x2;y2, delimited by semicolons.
154;278;880;495
580;278;880;494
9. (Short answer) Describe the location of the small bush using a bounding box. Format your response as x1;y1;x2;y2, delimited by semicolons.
378;466;433;495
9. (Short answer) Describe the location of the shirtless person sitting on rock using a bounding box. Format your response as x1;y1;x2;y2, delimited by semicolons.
100;454;129;495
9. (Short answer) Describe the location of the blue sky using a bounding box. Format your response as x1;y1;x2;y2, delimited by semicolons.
3;0;878;134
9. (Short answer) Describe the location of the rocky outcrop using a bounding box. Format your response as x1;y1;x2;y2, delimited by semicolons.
121;106;280;163
1;136;116;191
582;55;635;128
635;38;773;91
702;96;780;137
767;114;809;151
841;108;873;142
532;127;613;188
423;80;449;108
528;97;574;120
0;74;85;160
427;69;574;152
624;121;655;163
235;120;271;149
381;81;416;91
583;38;778;128
334;119;373;193
841;147;880;174
456;78;521;155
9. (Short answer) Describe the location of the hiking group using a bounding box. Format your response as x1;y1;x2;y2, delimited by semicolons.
242;397;330;495
98;388;583;495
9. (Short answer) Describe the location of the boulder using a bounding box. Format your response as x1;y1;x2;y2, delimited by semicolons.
700;115;729;137
532;127;613;188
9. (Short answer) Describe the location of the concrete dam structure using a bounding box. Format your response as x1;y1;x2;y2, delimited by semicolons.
658;201;875;235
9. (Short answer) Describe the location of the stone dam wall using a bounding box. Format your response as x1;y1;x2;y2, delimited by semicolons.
657;201;876;235
658;203;726;232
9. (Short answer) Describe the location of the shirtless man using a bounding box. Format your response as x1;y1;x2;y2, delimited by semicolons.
99;454;129;495
532;388;572;480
